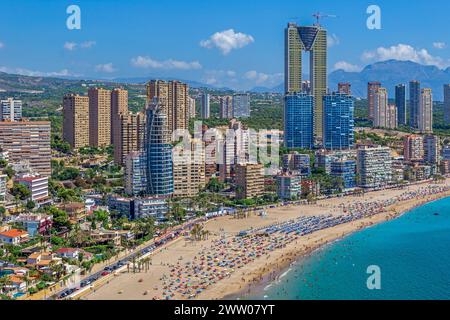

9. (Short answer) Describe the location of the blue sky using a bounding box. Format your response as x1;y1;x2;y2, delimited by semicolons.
1;0;450;90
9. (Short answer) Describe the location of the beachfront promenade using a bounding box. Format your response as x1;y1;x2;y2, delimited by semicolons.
82;180;450;300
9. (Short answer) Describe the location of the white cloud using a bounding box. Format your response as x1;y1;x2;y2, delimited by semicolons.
433;42;446;49
0;42;4;49
202;70;237;86
200;29;254;55
81;41;96;48
64;42;77;51
362;43;450;69
0;66;76;77
95;63;116;73
333;61;362;72
327;34;340;48
244;70;283;85
130;56;202;70
64;40;96;51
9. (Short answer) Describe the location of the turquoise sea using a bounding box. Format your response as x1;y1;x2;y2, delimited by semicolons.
250;196;450;300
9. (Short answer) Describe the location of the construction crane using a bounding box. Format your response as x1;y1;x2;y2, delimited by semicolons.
312;12;337;26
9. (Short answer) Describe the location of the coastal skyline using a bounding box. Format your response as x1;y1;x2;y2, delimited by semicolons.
1;0;450;90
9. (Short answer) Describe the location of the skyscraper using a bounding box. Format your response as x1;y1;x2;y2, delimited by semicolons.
409;80;420;129
395;84;407;126
111;88;129;145
284;93;314;149
89;87;111;147
386;104;398;129
444;85;450;125
63;94;89;149
188;97;196;118
367;82;381;120
146;80;189;133
418;88;433;133
219;96;233;119
114;112;145;166
0;98;22;122
0;121;51;176
145;100;173;196
201;93;210;119
323;93;354;150
338;83;351;95
285;22;327;139
373;87;388;128
232;93;250;118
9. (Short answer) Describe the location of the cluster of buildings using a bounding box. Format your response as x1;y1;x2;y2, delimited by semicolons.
0;98;52;209
199;92;251;120
368;81;433;133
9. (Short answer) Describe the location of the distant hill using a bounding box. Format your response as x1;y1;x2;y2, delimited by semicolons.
3;60;450;99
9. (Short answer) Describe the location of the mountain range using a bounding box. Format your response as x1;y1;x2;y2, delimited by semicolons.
1;60;450;100
252;60;450;100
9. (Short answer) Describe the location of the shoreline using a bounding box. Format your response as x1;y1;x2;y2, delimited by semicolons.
82;181;450;301
201;189;450;300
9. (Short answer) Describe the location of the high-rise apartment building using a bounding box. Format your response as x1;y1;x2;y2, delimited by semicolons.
276;174;301;200
331;159;356;189
282;152;311;176
386;104;398;129
338;83;351;95
403;135;424;162
423;135;440;165
114;112;145;165
395;84;407;126
235;163;264;199
284;93;314;149
409;80;421;129
0;121;51;176
201;93;210;119
111;88;129;145
145;100;173;196
173;138;205;198
62;94;89;149
89;87;111;147
188;97;196;118
124;151;147;196
357;146;392;189
219;96;233;119
232;93;250;118
323;93;354;150
146;80;189;133
0;98;22;122
373;87;388;128
285;22;327;139
367;82;381;120
418;88;433;133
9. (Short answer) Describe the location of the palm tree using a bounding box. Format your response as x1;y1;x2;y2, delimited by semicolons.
190;224;204;241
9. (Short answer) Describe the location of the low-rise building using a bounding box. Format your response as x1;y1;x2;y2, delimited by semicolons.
331;159;357;189
15;175;51;207
0;229;29;245
0;174;6;203
14;214;53;237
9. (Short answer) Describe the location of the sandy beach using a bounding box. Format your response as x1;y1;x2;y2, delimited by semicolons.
82;179;450;300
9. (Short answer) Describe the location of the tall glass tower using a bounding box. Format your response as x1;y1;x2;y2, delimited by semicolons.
323;93;354;150
395;84;407;126
145;99;174;196
284;93;314;149
285;22;327;141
